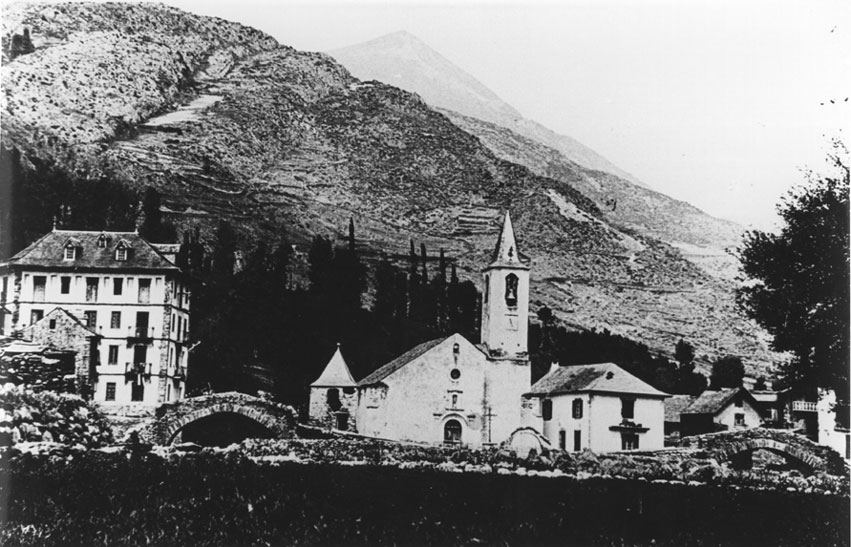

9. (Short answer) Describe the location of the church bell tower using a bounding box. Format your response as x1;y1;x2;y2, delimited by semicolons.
481;211;530;360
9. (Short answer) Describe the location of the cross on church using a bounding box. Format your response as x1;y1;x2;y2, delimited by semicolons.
483;406;497;444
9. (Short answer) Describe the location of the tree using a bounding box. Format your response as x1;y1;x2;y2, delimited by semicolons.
138;187;176;243
675;339;695;367
736;141;849;418
753;377;768;391
710;356;745;389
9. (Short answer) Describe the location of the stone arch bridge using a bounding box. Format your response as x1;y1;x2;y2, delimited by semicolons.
679;428;846;475
138;392;297;445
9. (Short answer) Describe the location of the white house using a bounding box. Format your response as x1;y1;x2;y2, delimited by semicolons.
0;229;190;410
817;388;851;461
309;211;531;447
523;362;669;452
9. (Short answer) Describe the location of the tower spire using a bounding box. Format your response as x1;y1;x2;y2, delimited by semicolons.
489;211;526;269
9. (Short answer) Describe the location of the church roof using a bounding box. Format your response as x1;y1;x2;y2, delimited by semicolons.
311;345;357;387
358;337;445;387
1;229;179;271
486;211;528;270
525;362;669;398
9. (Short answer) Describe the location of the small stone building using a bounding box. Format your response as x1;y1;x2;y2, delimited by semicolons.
309;344;358;431
679;387;762;436
25;307;98;397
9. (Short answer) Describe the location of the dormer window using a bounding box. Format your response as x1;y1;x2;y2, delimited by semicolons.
64;246;76;260
97;234;111;249
115;247;127;261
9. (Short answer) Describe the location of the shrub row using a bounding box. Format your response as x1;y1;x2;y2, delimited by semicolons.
1;447;848;547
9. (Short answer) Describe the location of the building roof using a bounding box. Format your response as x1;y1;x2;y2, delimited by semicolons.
32;307;98;337
311;345;357;388
682;387;757;415
358;337;445;387
1;229;179;271
486;211;529;270
665;394;697;423
751;389;789;403
525;362;669;398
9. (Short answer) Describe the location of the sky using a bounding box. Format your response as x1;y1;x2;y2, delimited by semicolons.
158;0;849;230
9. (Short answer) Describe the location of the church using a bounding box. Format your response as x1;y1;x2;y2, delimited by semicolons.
309;211;531;447
308;211;669;450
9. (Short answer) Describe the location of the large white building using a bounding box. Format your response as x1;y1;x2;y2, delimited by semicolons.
309;212;669;451
0;229;190;409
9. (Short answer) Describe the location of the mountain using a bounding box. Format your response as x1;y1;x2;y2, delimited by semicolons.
329;31;744;279
0;2;775;375
329;31;647;188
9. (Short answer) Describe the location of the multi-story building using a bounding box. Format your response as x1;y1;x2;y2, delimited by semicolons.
0;229;190;409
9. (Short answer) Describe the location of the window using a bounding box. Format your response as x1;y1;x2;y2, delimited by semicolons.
105;382;116;401
504;273;519;307
735;413;745;426
131;381;144;402
621;398;635;420
621;433;639;450
110;311;121;329
327;388;342;411
133;345;148;365
444;419;462;445
113;278;123;295
64;246;76;260
484;275;489;303
574;430;582;451
450;368;461;380
97;234;109;249
116;247;128;261
542;399;553;421
30;309;43;324
85;277;98;302
60;276;71;294
84;310;97;329
335;412;349;430
559;430;566;450
138;278;151;304
33;276;46;301
572;398;583;419
49;319;56;329
451;394;458;408
108;345;119;365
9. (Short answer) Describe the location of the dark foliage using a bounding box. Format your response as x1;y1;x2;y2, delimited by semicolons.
529;314;707;395
0;145;139;261
1;450;848;547
736;141;849;422
709;356;745;389
138;187;176;243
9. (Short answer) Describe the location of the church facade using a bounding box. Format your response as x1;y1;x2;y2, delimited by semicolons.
310;212;531;447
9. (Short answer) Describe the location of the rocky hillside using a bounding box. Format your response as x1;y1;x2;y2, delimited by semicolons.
329;31;645;188
329;31;744;278
0;2;775;373
443;111;744;281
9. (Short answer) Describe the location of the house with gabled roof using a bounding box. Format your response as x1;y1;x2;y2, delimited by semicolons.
678;387;762;436
523;362;669;452
309;212;532;447
0;228;191;411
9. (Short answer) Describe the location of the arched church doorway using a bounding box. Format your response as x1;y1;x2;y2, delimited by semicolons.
444;419;462;445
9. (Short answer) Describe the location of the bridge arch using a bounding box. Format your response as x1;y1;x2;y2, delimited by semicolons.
139;392;296;445
679;428;845;475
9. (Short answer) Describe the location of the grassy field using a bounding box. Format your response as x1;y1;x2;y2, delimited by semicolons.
1;448;848;547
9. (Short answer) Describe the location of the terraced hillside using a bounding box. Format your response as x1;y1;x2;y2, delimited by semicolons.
0;2;775;374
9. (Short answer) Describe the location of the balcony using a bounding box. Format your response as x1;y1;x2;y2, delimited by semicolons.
125;362;152;381
792;400;818;413
127;325;154;343
166;362;186;380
